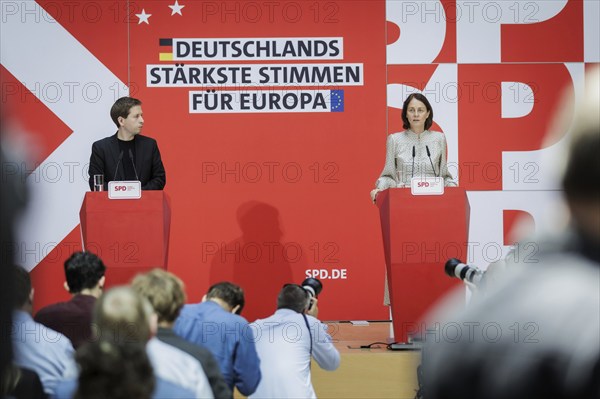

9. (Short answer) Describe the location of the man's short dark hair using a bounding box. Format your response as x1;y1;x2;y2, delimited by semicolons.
277;284;310;314
75;341;155;399
110;97;142;128
206;282;245;313
11;265;31;309
64;251;106;294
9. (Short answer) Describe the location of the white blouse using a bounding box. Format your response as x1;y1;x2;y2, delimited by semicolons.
375;130;456;189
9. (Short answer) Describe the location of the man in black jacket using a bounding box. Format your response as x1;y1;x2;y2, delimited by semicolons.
88;97;166;190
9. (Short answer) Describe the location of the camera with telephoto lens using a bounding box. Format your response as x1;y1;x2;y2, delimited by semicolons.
301;278;323;310
444;258;484;285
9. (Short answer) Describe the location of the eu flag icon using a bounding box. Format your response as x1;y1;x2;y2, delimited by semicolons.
330;90;344;112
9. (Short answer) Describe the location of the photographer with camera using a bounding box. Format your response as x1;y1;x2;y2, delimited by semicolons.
249;279;340;398
173;282;261;397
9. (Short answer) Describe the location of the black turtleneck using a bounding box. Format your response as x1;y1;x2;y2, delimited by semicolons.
117;137;137;181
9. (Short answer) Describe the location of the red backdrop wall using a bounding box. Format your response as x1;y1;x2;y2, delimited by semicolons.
2;0;597;322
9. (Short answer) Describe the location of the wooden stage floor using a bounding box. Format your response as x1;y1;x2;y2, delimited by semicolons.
312;321;420;399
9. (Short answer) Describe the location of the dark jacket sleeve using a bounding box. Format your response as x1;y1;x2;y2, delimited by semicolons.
142;140;166;190
88;141;105;191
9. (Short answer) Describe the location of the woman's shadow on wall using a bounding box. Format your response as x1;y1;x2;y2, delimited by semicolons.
209;201;305;322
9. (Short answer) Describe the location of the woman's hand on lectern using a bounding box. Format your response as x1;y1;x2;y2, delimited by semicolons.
370;189;380;204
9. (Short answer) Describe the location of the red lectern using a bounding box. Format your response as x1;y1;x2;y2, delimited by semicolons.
377;188;469;343
79;191;171;287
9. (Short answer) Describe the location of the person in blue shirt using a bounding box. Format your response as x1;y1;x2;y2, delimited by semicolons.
9;265;75;397
174;282;261;396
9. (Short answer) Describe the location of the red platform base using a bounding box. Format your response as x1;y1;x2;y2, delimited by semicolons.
79;191;171;287
377;188;469;343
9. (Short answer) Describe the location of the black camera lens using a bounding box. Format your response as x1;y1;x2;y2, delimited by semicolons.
301;278;323;298
444;258;483;284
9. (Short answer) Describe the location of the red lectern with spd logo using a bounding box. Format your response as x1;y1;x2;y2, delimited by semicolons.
79;191;171;287
377;187;469;344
